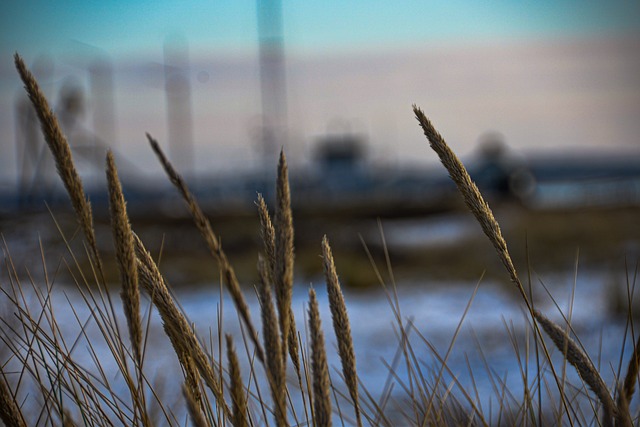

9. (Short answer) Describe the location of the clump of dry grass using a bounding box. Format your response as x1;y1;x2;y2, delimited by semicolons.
413;104;638;427
257;192;302;377
134;232;230;421
4;54;640;427
147;133;265;365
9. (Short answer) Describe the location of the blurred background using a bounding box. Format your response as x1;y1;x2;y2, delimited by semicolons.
2;0;640;412
2;0;640;277
2;1;640;187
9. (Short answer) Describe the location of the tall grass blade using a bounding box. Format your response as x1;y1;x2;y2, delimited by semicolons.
257;256;287;426
106;151;149;426
274;150;300;373
133;233;231;420
146;133;265;364
257;194;277;285
617;335;640;426
106;152;143;364
183;384;210;427
308;287;332;427
412;104;609;424
226;335;248;427
14;53;103;279
0;371;27;427
533;310;615;426
412;105;526;303
322;236;362;427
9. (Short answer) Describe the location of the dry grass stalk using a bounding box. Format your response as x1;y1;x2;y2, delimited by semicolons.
257;194;277;283
226;335;248;427
14;53;103;277
146;134;265;364
183;384;209;427
61;410;78;427
133;233;231;420
533;310;615;425
274;150;299;371
616;389;632;427
308;287;332;427
618;336;640;426
258;191;302;378
622;352;639;397
257;256;287;427
322;236;361;427
0;373;26;427
412;105;526;302
182;354;203;410
413;104;614;424
287;309;301;380
106;151;149;426
106;151;142;364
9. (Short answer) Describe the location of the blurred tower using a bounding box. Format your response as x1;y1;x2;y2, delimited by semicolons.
164;34;195;175
257;0;288;166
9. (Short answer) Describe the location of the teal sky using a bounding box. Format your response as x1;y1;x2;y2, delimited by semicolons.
2;1;640;59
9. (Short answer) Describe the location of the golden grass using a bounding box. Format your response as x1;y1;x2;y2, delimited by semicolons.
0;372;27;427
322;236;362;427
106;151;150;426
533;310;617;423
413;105;525;303
308;287;332;427
257;194;277;285
258;256;288;426
619;337;640;426
147;133;265;365
106;152;142;362
3;54;640;427
182;384;208;427
274;150;300;374
257;176;302;382
134;232;231;420
412;104;633;427
14;53;103;280
226;334;248;427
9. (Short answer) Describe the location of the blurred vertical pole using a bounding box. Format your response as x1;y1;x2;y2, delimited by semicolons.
86;55;117;175
257;0;288;166
88;55;117;149
164;34;195;176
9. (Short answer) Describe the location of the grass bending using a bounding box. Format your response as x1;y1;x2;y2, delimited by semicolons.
1;54;638;426
413;104;633;427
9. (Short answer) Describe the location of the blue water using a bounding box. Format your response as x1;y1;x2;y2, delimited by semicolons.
1;211;636;423
1;267;632;424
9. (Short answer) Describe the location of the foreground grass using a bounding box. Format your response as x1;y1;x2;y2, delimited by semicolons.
1;53;639;426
